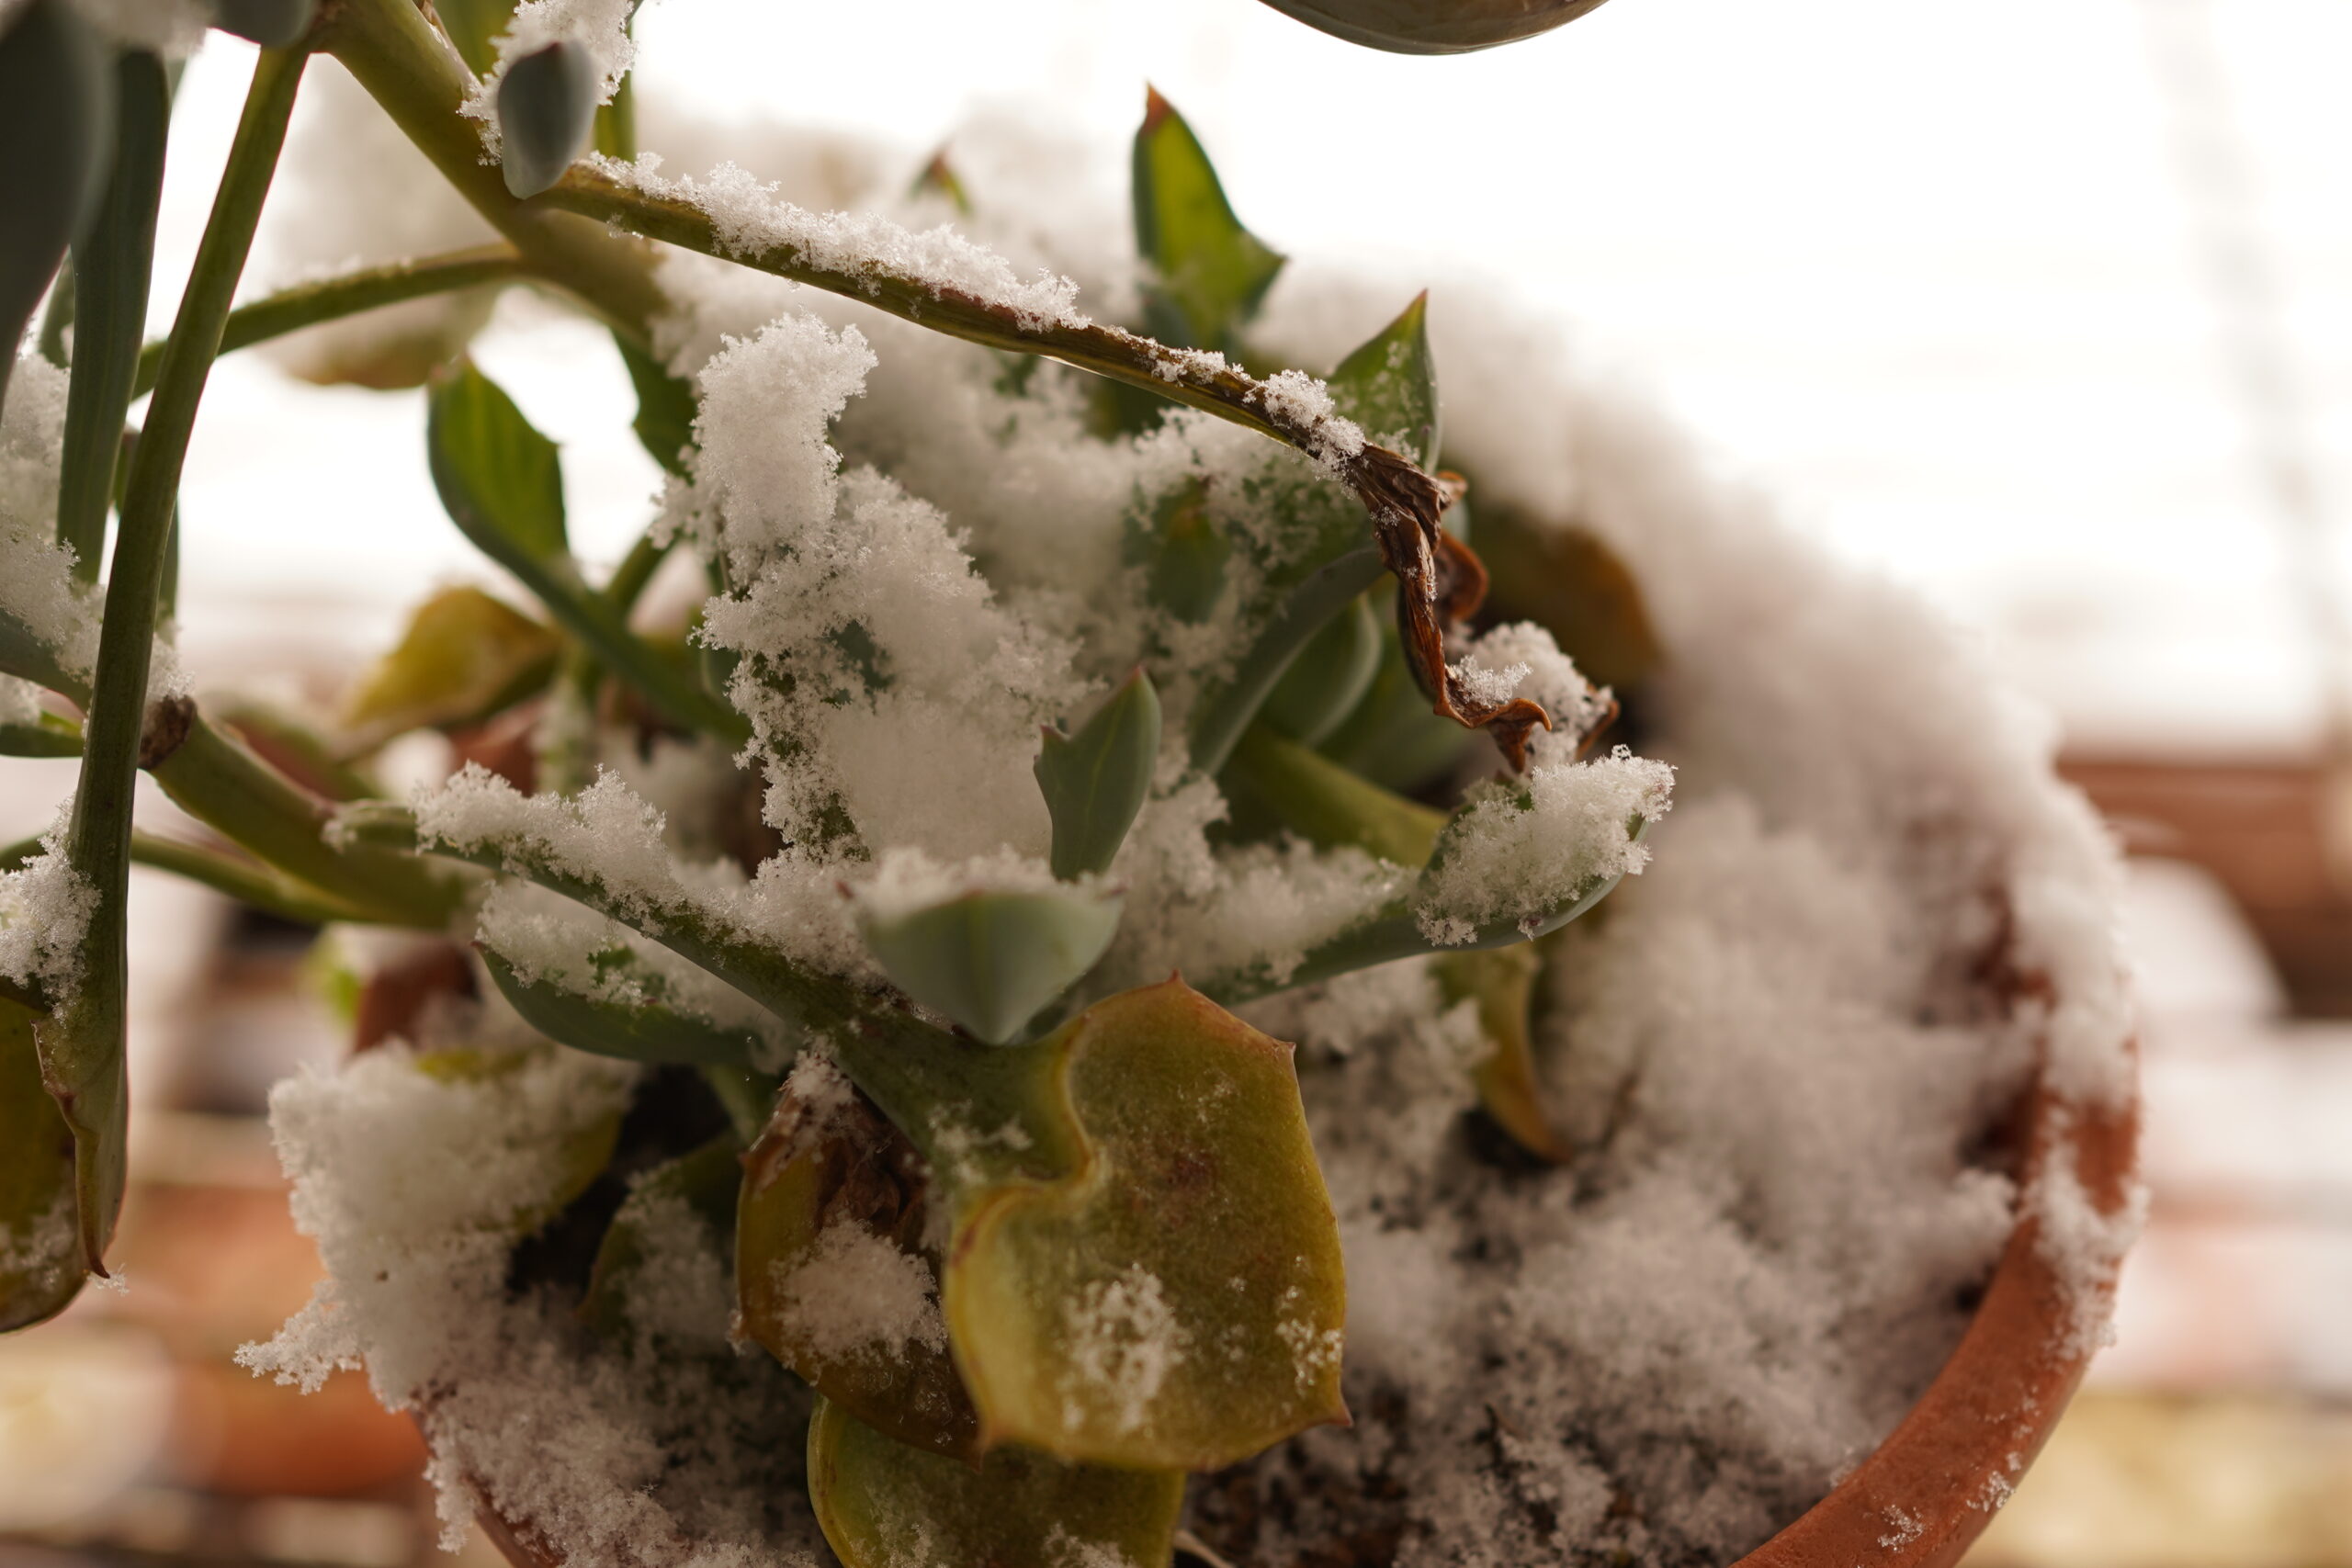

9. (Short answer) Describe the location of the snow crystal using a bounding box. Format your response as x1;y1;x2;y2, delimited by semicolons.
1061;1265;1186;1437
1451;620;1612;760
1;355;99;691
766;1219;946;1368
1414;747;1673;945
0;805;99;1002
588;152;1091;333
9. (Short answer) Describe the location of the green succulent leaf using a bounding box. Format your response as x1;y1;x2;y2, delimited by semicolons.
859;886;1122;1046
1253;0;1612;55
938;977;1349;1470
428;358;569;567
338;584;560;751
738;1074;978;1460
0;0;110;412
1259;591;1381;748
427;360;748;741
1436;942;1574;1164
1223;722;1442;868
1132;88;1284;355
0;714;82;759
1035;669;1161;883
580;1133;741;1346
1183;293;1444;773
212;0;317;47
1;998;84;1332
481;943;765;1067
1313;594;1476;794
496;40;597;201
1136;479;1231;625
615;333;697;477
808;1396;1184;1568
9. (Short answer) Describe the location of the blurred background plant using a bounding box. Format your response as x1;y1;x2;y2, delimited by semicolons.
2;0;2349;1564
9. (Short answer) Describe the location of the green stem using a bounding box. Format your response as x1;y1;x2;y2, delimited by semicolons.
45;48;307;1274
126;830;387;927
146;714;461;926
314;0;665;339
340;801;1052;1168
605;523;671;611
57;51;170;581
130;244;527;399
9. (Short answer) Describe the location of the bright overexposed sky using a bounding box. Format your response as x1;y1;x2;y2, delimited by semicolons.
140;0;2352;756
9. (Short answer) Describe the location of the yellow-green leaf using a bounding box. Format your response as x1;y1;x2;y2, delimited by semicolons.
1436;942;1573;1164
808;1396;1183;1568
1132;88;1284;354
339;585;560;750
737;1074;978;1460
943;978;1348;1470
0;998;82;1332
411;1045;620;1234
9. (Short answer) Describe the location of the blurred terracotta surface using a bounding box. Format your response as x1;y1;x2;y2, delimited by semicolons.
108;1178;425;1499
2061;756;2352;1016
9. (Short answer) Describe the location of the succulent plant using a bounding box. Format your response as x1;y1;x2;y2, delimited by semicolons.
0;2;1672;1562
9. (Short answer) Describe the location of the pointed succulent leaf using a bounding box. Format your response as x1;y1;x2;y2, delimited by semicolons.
481;944;764;1067
738;1071;979;1459
808;1397;1183;1568
1182;294;1446;772
212;0;316;46
0;0;109;408
497;40;598;200
910;148;971;215
580;1134;741;1345
1259;591;1381;747
1224;723;1442;867
0;714;82;759
937;978;1348;1470
1329;288;1439;464
339;585;560;750
1132;88;1284;353
428;359;569;568
859;887;1122;1046
1;999;84;1332
1253;0;1611;54
1138;479;1232;625
1035;670;1161;882
1435;943;1573;1163
615;333;697;477
1314;595;1476;793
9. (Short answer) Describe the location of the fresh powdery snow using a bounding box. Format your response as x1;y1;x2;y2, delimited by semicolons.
249;116;2137;1568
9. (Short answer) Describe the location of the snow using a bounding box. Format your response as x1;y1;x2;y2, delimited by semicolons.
0;804;99;1003
255;107;2135;1568
1;355;99;693
1414;747;1674;946
765;1219;946;1369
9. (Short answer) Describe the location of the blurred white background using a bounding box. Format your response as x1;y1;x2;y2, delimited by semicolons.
141;0;2352;758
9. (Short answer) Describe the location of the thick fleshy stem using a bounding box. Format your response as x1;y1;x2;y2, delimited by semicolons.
42;47;307;1275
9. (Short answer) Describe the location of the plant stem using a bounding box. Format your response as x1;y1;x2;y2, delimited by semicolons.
44;47;307;1274
145;712;461;926
124;830;387;927
57;51;170;582
130;244;528;398
314;0;665;339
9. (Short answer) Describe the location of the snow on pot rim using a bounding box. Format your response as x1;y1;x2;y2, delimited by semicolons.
236;121;2141;1568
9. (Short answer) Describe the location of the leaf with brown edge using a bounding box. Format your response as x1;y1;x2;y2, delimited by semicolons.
1;998;83;1332
941;977;1347;1471
808;1395;1183;1568
1436;942;1574;1165
738;1066;979;1461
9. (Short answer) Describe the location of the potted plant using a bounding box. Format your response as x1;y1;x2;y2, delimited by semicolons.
0;1;2140;1564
